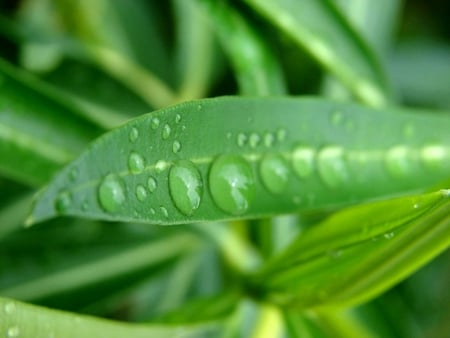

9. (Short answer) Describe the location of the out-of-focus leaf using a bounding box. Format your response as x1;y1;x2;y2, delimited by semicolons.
250;190;450;309
197;0;286;96
0;297;223;338
0;58;101;187
244;0;390;106
389;38;450;109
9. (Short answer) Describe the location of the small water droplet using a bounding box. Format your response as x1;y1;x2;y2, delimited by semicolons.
317;146;349;187
160;206;169;218
135;184;148;202
4;302;15;314
175;114;181;123
237;133;247;147
151;117;160;129
385;145;414;177
169;160;203;216
128;152;145;174
81;201;89;211
209;154;255;215
129;127;139;143
155;160;168;173
162;124;171;140
327;249;342;259
421;145;446;171
226;132;232;139
172;140;181;153
276;128;287;142
331;111;343;125
98;174;125;212
249;133;260;148
413;203;419;209
384;232;394;239
260;154;289;194
147;176;157;192
292;146;315;178
7;326;20;337
197;104;203;111
69;167;79;181
264;133;275;147
55;191;72;213
150;208;155;215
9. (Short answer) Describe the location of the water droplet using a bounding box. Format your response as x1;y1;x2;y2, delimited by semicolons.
385;145;414;177
150;208;155;215
169;160;203;215
136;184;148;202
98;174;125;212
317;146;349;187
81;201;89;211
175;114;181;123
249;133;260;148
226;132;232;139
331;111;343;125
160;206;169;218
162;124;171;140
129;127;139;143
69;167;79;181
155;160;168;173
276;128;287;142
421;145;446;171
384;232;394;239
292;146;315;178
327;249;342;259
209;155;255;215
260;154;289;194
237;133;247;147
128;152;145;174
7;326;20;337
55;191;72;213
413;203;419;209
264;133;275;147
147;176;157;192
4;302;15;314
197;104;203;111
172;140;181;153
151;117;160;129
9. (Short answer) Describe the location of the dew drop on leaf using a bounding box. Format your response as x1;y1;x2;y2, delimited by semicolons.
292;146;315;178
129;127;139;143
260;154;289;194
162;124;171;139
7;326;20;338
55;191;72;213
172;140;181;153
420;145;446;171
317;146;349;187
209;154;255;215
147;176;157;192
160;206;169;218
169;160;203;215
69;167;79;182
264;132;275;147
128;152;145;174
4;302;15;314
237;133;247;147
98;174;125;212
135;184;148;202
151;117;160;129
249;133;260;148
175;114;182;123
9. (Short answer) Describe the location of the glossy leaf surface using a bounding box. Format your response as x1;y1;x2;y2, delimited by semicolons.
28;97;450;225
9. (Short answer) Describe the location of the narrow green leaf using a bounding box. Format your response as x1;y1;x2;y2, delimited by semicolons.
0;58;101;187
0;297;222;338
244;0;390;106
249;190;450;309
27;97;450;225
197;0;286;95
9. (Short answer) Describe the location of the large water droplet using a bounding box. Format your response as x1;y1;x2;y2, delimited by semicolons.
55;191;72;213
209;154;255;215
172;140;181;153
151;117;160;129
128;152;145;174
260;154;289;194
98;174;125;212
136;184;148;202
169;160;203;215
147;176;157;192
292;146;315;178
249;133;260;148
421;145;446;171
385;145;414;177
317;146;349;187
162;124;171;139
7;326;20;337
129;127;139;143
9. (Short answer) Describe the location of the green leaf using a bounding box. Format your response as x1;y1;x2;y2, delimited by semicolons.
27;97;450;225
249;190;450;309
0;58;101;187
0;297;223;338
244;0;390;106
